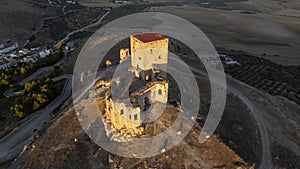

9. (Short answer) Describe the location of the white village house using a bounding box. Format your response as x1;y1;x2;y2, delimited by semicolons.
0;43;19;54
39;49;51;58
21;56;37;64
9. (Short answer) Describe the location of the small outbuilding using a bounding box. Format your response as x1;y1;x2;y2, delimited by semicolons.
66;42;76;51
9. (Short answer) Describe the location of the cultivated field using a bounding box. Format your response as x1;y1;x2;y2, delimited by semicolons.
77;0;122;8
148;2;300;65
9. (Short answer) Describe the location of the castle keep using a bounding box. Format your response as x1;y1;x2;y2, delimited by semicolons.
130;32;169;80
103;32;169;137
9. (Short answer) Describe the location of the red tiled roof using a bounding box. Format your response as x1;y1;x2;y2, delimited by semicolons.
133;32;166;43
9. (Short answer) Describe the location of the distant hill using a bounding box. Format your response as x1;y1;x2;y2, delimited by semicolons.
0;0;61;45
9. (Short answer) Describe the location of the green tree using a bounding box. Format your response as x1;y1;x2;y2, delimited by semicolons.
11;104;24;117
36;93;48;104
45;78;52;83
40;84;48;93
14;70;19;76
3;74;10;80
20;67;27;74
29;64;35;70
33;101;40;110
25;81;37;92
0;79;9;86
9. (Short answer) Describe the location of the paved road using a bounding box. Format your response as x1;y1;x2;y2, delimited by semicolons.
0;9;112;164
53;74;73;82
4;9;110;98
168;56;272;169
0;75;73;163
3;50;68;97
3;88;16;97
20;50;69;86
4;9;109;96
0;9;112;163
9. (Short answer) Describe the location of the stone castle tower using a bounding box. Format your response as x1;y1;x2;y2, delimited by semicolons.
130;32;169;80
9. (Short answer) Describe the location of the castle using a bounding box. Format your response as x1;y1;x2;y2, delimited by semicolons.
103;32;169;137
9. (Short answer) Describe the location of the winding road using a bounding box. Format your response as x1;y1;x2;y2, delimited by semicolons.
4;9;110;98
54;10;110;48
0;9;111;164
3;50;68;97
0;74;73;163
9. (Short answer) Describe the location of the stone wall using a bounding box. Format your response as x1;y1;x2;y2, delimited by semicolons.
105;98;142;135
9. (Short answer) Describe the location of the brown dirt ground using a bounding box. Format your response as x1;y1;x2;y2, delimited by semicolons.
19;101;255;169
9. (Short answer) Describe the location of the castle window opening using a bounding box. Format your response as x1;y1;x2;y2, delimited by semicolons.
158;89;162;95
134;114;138;121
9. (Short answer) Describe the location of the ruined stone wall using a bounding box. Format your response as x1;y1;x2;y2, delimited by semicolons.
119;48;129;63
150;82;168;103
104;81;168;135
105;98;142;134
131;82;169;111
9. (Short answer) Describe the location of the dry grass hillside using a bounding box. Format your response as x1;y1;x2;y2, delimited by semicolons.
19;105;254;169
0;0;61;44
0;0;105;47
149;1;300;65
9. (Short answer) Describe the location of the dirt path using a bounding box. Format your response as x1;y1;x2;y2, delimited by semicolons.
53;10;111;48
168;56;272;169
225;78;272;169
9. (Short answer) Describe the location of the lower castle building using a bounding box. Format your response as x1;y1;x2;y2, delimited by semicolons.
104;81;168;136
